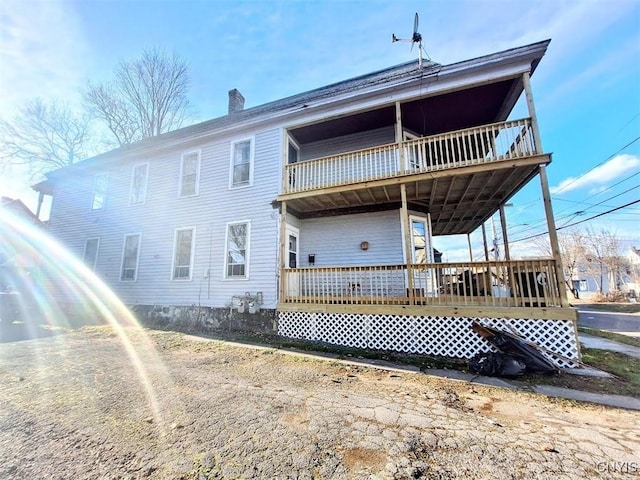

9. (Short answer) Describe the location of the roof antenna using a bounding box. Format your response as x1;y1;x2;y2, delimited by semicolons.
392;12;428;68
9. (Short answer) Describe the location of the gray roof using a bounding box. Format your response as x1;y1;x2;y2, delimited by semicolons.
36;39;549;186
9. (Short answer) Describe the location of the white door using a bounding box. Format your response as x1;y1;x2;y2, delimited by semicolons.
285;225;300;297
287;137;299;190
403;131;421;170
409;215;436;297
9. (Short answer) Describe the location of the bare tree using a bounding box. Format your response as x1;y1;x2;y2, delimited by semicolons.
558;230;586;292
583;227;628;293
533;228;586;297
84;48;190;146
0;99;94;179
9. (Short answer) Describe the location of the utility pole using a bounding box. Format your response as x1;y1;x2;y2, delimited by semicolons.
491;215;500;261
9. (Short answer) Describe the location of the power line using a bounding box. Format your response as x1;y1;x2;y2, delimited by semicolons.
502;131;640;235
491;129;640;239
552;135;640;195
549;168;640;221
510;198;640;244
506;170;640;236
558;198;640;229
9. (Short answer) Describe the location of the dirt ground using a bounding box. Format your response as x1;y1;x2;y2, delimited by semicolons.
1;326;638;480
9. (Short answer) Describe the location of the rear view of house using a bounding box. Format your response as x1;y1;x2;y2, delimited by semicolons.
33;39;580;366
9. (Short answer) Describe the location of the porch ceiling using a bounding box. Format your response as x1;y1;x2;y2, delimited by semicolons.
289;79;518;144
282;155;549;236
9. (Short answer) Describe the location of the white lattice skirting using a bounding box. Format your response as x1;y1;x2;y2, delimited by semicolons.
277;311;580;368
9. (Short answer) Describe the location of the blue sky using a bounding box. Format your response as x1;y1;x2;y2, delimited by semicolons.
1;0;639;258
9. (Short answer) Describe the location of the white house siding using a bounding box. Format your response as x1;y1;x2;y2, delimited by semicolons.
297;211;403;268
299;126;395;161
46;127;282;309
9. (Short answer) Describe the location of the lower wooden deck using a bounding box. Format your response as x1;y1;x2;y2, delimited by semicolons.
277;302;578;322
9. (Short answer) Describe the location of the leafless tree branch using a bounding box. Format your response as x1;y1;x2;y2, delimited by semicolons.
84;48;190;146
0;99;94;180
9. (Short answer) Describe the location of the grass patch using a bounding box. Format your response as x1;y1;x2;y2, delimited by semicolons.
518;348;640;398
578;327;640;348
229;332;465;370
156;327;465;371
582;348;640;382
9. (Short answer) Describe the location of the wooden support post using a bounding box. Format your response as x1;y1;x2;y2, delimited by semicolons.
400;184;414;305
279;201;288;302
395;101;406;171
522;71;543;154
467;234;473;262
481;223;489;261
539;164;568;307
499;205;511;261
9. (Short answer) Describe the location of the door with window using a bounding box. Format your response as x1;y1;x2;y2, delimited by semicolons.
285;225;300;297
403;131;421;170
409;215;436;298
287;137;299;190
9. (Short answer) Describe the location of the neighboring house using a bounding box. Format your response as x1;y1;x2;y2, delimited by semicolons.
621;247;640;298
568;264;612;299
0;197;42;270
33;40;580;366
1;197;41;226
568;247;639;299
1;198;43;320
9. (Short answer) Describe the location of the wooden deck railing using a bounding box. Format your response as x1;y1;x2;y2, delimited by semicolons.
283;118;537;194
281;258;563;308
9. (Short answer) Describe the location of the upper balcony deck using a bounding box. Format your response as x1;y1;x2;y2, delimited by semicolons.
278;117;550;236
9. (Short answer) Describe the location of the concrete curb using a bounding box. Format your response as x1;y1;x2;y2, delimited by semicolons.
533;385;640;411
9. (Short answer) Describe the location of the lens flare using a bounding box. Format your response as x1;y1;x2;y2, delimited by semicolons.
1;208;171;439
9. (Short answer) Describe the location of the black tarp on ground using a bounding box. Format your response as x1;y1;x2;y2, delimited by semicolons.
472;322;558;376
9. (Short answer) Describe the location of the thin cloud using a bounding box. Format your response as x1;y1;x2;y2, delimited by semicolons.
551;154;640;195
0;0;89;117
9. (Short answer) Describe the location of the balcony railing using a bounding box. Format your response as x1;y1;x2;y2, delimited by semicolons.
283;118;537;194
281;259;563;308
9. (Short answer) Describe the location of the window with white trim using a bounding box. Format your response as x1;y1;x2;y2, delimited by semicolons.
129;163;149;205
179;151;200;197
230;139;253;188
172;227;195;280
225;221;249;278
92;173;109;210
120;234;141;281
83;238;100;271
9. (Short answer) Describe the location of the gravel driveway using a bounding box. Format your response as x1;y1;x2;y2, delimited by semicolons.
1;326;638;479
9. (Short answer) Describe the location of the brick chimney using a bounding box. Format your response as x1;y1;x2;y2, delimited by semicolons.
228;89;245;114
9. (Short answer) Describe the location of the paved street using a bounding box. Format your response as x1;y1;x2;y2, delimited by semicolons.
577;309;640;337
